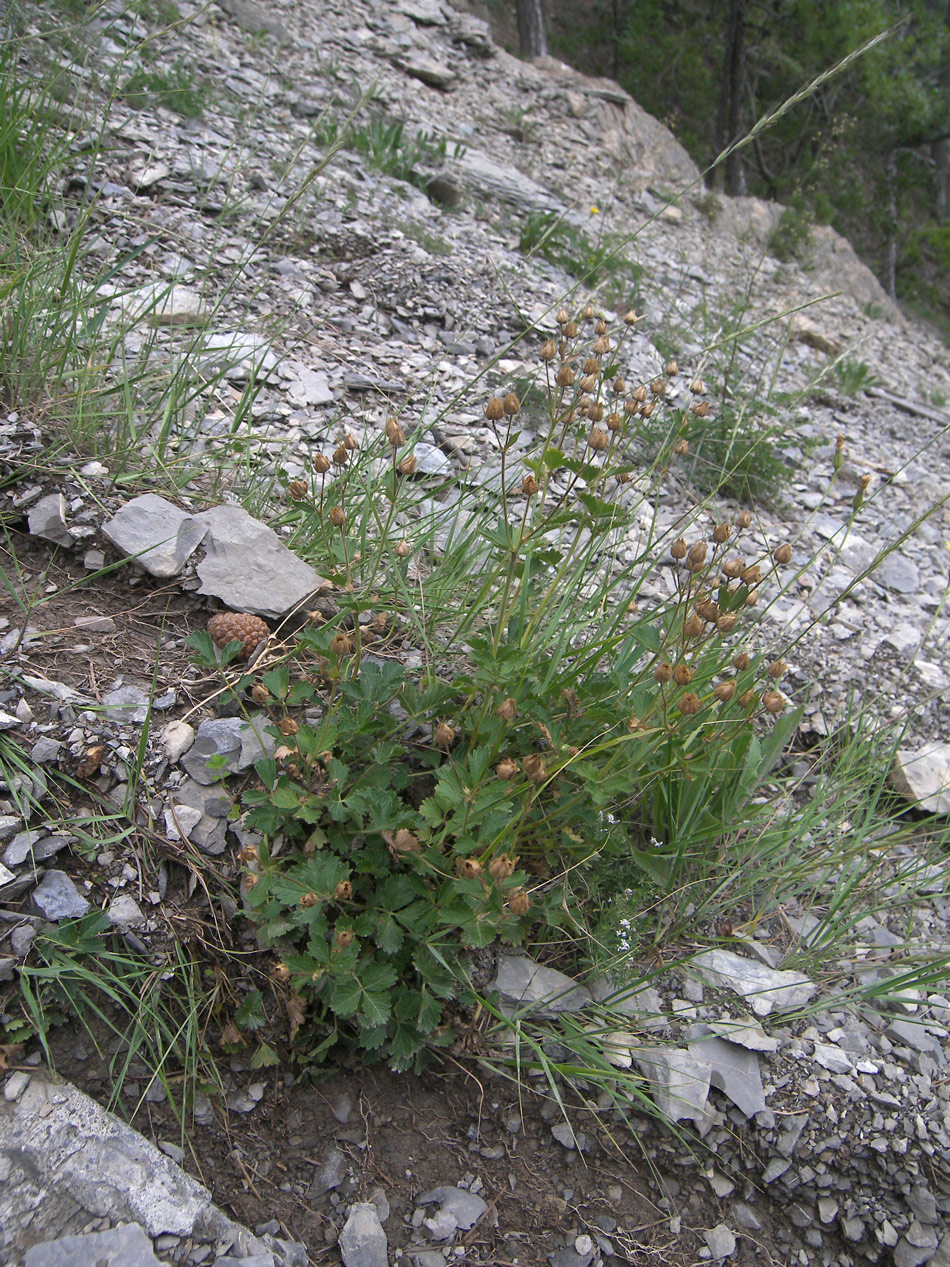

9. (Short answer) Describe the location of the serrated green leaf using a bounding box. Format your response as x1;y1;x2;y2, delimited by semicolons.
359;990;391;1029
250;1041;280;1068
329;975;362;1018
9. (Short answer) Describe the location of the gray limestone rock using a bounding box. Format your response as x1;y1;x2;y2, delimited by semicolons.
166;778;233;853
102;495;207;579
491;953;592;1017
416;1187;487;1236
107;894;146;928
215;0;286;37
28;493;74;547
890;743;950;815
631;1045;712;1129
0;1076;303;1264
688;949;816;1016
704;1224;737;1261
688;1028;767;1117
199;332;277;383
3;830;67;868
180;717;274;787
23;1222;161;1267
32;870;91;920
195;504;327;619
338;1203;388;1267
403;55;456;88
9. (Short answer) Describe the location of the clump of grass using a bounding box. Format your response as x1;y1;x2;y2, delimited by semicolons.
121;57;207;117
314;114;465;191
832;357;878;396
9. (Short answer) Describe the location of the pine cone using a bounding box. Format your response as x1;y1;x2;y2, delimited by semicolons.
207;612;269;660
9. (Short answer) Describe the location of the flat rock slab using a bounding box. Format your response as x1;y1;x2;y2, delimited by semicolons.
24;1221;161;1267
0;1075;304;1265
338;1202;388;1267
890;743;950;815
688;949;816;1016
631;1045;712;1130
491;953;592;1018
195;504;327;619
32;870;91;921
102;495;207;578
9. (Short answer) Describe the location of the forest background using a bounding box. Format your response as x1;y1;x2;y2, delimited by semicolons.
479;0;950;339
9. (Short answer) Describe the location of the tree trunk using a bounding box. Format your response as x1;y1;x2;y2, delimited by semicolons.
885;147;899;301
711;0;748;194
515;0;548;58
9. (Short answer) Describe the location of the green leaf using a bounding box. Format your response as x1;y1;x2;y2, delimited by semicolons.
359;990;391;1029
234;989;266;1031
329;975;362;1018
262;665;290;699
250;1041;280;1068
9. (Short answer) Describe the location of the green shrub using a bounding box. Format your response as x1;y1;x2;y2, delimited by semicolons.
767;198;814;265
191;309;814;1069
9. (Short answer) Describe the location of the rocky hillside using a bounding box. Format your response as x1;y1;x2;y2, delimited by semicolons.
3;1;950;1266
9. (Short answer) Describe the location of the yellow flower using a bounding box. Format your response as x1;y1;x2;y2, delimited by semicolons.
590;205;600;215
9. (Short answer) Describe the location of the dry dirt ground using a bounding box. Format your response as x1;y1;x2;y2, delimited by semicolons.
1;522;793;1267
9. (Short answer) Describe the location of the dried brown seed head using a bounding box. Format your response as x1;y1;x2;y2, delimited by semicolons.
343;432;358;451
594;317;608;335
579;373;598;393
278;717;299;737
395;539;410;558
522;753;547;782
588;401;604;422
496;697;517;721
677;692;702;715
556;308;570;325
654;661;673;684
330;632;353;656
435;720;456;747
736;510;753;529
612;377;626;394
714;680;736;703
288;478;308;500
689;377;706;394
623;309;639;325
673;662;693;686
332;445;348;467
686;540;708;570
300;891;319;909
633;384;649;403
334;880;353;901
496;758;519;780
768;660;786;679
722;557;743;578
587;426;609;452
691;400;711;417
583;357;600;375
313;453;331;474
329;505;346;529
540;339;558;361
489;852;517;879
713;522;730;544
555;365;576;388
774;543;793;564
239;844;259;863
484;396;505;421
733;651;751;671
504;392;521;416
763;690;785;714
521;474;539;495
564;321;580;338
717;613;738;633
650;377;667;396
607;412;623;432
739;689;758;710
671;538;688;559
640;401;655;418
334;928;354;949
272;961;291;982
508;888;531;916
398;454;417;476
385;416;405;447
683;614;704;638
665;359;678;376
673;439;689;456
457;856;484;879
250;683;271;705
592;336;611;355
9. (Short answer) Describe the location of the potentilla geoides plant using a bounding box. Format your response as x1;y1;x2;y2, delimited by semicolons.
220;302;820;1068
